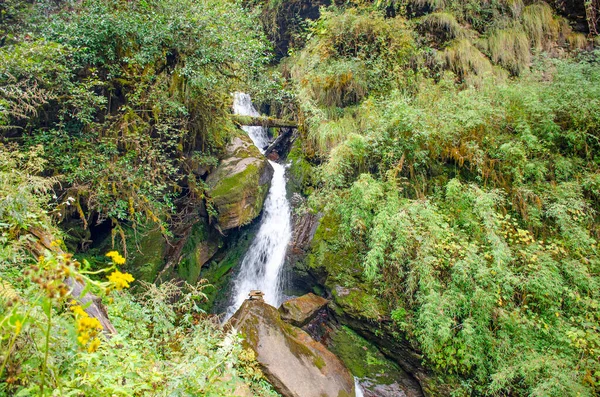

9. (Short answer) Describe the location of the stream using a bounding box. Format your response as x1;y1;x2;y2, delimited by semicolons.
225;93;292;318
226;93;366;397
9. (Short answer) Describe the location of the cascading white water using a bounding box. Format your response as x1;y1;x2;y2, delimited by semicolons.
354;378;365;397
230;93;364;397
226;93;292;318
232;93;270;150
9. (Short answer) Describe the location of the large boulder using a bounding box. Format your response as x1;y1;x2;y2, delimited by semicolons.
230;299;355;397
207;134;273;231
279;293;329;327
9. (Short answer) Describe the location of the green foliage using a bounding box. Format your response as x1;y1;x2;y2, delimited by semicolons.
291;7;415;110
2;0;270;252
0;142;278;396
302;53;600;395
0;260;278;396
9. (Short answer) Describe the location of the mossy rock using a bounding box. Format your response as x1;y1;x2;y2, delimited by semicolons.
287;139;314;197
230;299;355;397
91;222;166;283
279;292;329;327
200;222;260;312
330;285;385;321
207;134;273;231
177;220;222;284
329;326;423;397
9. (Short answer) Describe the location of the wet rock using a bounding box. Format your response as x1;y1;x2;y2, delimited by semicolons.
279;292;329;327
176;220;222;283
230;299;355;397
207;134;273;231
264;127;294;160
328;325;423;397
359;379;408;397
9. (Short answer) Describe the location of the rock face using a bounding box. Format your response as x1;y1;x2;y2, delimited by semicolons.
177;221;222;283
279;293;329;327
230;299;355;397
207;134;273;231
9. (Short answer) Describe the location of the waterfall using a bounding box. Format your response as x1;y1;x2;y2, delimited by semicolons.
226;93;292;318
354;378;365;397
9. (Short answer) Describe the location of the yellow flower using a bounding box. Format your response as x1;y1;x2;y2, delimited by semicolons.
87;338;101;353
107;270;134;289
71;305;87;318
105;251;126;265
70;300;103;350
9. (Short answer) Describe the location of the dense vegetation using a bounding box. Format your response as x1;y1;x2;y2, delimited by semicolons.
1;0;599;395
0;0;279;395
288;1;600;395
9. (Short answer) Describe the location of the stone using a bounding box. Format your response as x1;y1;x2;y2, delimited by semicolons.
279;292;329;327
230;299;355;397
177;220;222;284
207;134;273;231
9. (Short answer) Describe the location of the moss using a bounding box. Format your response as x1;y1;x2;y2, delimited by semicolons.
329;326;402;385
177;220;221;284
331;286;384;321
287;140;314;196
306;210;385;321
210;163;259;201
129;226;166;282
200;222;259;312
90;222;166;283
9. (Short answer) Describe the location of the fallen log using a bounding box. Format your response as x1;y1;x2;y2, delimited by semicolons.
231;115;297;128
264;127;294;160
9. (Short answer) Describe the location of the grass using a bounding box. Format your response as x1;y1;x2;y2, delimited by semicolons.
521;2;560;49
485;26;531;75
420;12;467;41
440;39;493;82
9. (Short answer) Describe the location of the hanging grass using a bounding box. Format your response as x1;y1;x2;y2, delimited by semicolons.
309;113;360;154
502;0;524;17
521;2;560;49
485;26;531;75
439;39;493;83
566;32;589;50
410;0;446;11
420;12;468;42
299;59;369;109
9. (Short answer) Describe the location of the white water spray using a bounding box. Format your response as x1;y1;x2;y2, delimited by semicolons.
354;378;365;397
226;93;292;318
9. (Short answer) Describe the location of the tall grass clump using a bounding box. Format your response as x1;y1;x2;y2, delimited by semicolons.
485;26;531;75
411;0;447;11
420;12;468;41
521;1;560;48
439;39;493;83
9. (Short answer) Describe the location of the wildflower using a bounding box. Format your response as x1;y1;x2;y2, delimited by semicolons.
70;304;87;318
105;251;126;265
107;270;134;289
71;302;103;350
87;338;100;353
15;320;22;334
